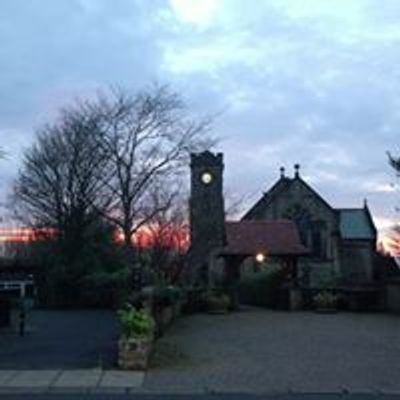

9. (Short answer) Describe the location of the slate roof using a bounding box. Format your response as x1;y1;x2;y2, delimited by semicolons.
242;178;291;220
242;175;335;220
338;208;377;240
220;220;308;256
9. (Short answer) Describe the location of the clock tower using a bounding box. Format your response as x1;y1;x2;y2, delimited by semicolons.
188;151;226;285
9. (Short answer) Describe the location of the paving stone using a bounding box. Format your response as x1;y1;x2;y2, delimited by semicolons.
4;370;59;388
52;369;103;388
0;370;18;385
99;370;144;388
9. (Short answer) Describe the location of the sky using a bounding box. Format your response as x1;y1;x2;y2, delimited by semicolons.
0;0;399;238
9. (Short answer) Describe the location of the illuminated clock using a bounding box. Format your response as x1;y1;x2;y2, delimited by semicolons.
201;171;213;185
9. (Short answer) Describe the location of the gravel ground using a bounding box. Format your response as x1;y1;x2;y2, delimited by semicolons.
144;308;400;394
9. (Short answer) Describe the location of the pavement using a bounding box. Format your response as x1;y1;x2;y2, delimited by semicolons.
0;394;399;399
0;369;144;394
0;310;119;369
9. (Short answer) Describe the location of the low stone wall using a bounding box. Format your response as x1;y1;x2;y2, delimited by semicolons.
153;301;183;337
300;286;384;311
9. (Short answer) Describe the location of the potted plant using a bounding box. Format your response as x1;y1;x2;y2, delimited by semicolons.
117;304;155;370
205;291;231;314
313;291;338;313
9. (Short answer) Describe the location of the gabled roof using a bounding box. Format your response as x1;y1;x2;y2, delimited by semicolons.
338;208;377;240
242;177;291;220
220;220;308;257
242;175;335;220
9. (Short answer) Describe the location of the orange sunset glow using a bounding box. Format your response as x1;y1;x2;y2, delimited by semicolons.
381;229;400;257
116;224;189;250
0;227;38;242
0;225;189;250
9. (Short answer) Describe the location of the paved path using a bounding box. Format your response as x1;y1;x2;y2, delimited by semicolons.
0;369;144;393
0;310;119;369
144;309;400;394
0;395;399;400
0;394;400;400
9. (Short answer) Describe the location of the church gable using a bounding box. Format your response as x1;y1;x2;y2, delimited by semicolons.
242;166;340;261
243;166;337;223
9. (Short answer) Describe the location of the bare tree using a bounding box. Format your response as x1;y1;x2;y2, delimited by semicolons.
135;180;189;285
13;105;112;251
91;84;214;253
388;152;400;173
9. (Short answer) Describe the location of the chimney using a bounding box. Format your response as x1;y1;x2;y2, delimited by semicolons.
294;163;300;178
280;166;285;179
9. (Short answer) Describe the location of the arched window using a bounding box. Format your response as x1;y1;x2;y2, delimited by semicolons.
284;205;327;259
283;204;312;247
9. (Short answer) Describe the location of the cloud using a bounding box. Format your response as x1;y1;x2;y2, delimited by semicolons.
169;0;221;27
0;0;399;232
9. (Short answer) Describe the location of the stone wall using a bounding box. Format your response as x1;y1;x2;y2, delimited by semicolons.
340;239;375;284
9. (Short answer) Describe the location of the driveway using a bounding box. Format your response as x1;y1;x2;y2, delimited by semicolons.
144;308;400;394
0;309;119;369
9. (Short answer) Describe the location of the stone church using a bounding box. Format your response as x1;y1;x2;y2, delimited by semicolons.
242;165;377;286
188;151;377;288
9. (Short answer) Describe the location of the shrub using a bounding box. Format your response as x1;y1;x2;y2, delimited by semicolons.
204;291;230;312
238;268;287;308
181;287;208;314
313;291;338;309
152;286;183;307
117;303;155;339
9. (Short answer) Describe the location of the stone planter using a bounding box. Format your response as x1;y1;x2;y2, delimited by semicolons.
206;294;230;314
118;335;153;370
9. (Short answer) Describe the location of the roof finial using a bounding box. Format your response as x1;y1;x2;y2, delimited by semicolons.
280;166;285;178
364;198;368;208
294;163;300;178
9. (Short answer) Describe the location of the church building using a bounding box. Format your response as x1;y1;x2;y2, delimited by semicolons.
188;151;378;289
242;165;377;286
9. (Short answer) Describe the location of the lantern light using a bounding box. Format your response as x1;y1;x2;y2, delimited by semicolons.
255;252;265;263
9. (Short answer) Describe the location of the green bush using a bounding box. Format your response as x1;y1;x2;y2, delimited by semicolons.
313;291;338;309
152;286;184;307
181;287;208;314
204;291;230;312
117;303;155;338
238;269;287;308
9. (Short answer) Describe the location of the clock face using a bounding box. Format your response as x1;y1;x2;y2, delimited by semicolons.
201;171;213;184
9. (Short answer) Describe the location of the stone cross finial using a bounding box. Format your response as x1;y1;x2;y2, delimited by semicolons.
294;163;300;178
280;166;285;178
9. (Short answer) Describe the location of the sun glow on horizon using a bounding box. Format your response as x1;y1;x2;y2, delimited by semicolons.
0;227;56;243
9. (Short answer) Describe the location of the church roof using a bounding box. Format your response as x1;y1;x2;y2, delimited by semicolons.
338;208;376;240
242;178;292;220
242;174;334;220
220;220;308;257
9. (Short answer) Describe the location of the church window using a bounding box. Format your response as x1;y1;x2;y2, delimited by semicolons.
311;223;326;259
